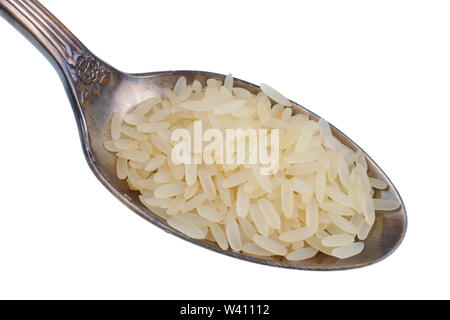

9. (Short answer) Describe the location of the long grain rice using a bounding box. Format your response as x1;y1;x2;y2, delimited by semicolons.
116;158;128;180
182;193;209;212
249;204;270;237
373;198;401;211
106;76;401;261
145;155;166;172
236;185;250;218
241;243;273;256
154;182;186;198
321;234;355;247
369;177;388;190
197;205;225;223
331;242;365;259
258;199;281;229
210;223;229;250
226;214;242;251
252;234;287;256
286;248;318;261
279;227;314;243
111;113;123;140
281;180;294;218
167;216;208;239
177;213;210;227
260;83;292;107
198;169;217;200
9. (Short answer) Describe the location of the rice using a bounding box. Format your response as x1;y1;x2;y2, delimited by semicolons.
286;248;318;261
113;139;139;151
238;217;257;240
141;197;171;209
148;109;170;122
167;155;185;181
104;140;120;152
251;166;273;193
197;205;225;223
325;184;356;209
285;151;318;164
214;99;246;115
373;198;402;211
154;182;186;198
133;97;161;117
210;223;229;250
173;76;187;96
241;243;273;257
281;108;293;122
168;216;208;239
249;204;270;237
258;199;281;229
285;161;322;176
117;150;149;162
357;220;372;241
236;185;250;218
315;171;326;202
222;169;252;188
137;122;170;133
253;234;287;256
167;194;185;216
198;169;217;200
226;214;242;251
281;180;294;218
337;151;351;189
232;87;253;99
260;83;292;107
295;122;316;152
182;193;209;212
145;155;166;172
111;113;123;140
279;227;315;242
153;171;175;184
105;75;402;262
116;158;128;180
257;102;272;125
306;199;319;232
329;214;359;234
291;178;313;197
149;133;172;155
321;234;355;247
121;126;147;141
224;74;234;91
291;240;305;251
192;80;202;93
319;200;355;216
215;174;232;207
124;113;144;126
331;242;365;259
362;193;376;225
184;183;199;200
177;213;210;227
184;164;197;186
369;177;388;190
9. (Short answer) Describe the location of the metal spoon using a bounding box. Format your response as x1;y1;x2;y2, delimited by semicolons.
0;0;407;270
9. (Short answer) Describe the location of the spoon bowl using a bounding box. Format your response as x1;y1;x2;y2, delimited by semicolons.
0;0;407;270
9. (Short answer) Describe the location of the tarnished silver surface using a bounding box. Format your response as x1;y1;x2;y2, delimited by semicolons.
0;0;407;270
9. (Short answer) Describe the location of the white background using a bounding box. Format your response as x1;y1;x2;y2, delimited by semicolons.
0;0;448;300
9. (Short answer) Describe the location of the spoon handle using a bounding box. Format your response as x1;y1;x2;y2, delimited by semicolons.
0;0;112;107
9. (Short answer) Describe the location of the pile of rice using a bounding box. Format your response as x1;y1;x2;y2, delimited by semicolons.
104;74;401;261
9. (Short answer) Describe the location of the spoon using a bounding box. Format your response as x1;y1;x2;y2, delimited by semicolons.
0;0;407;270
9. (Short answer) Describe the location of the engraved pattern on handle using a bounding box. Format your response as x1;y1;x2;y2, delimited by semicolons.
0;0;110;106
69;51;111;106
